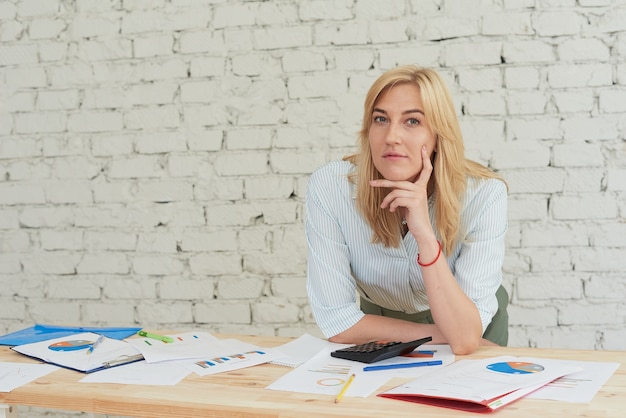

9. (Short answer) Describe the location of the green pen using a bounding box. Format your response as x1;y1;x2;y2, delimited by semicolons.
137;330;174;343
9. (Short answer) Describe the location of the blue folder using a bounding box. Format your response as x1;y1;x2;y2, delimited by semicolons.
0;324;142;346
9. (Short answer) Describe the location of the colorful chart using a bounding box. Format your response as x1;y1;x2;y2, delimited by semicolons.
48;339;93;352
487;361;545;374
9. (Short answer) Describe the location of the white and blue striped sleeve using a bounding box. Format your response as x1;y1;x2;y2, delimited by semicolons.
305;164;365;338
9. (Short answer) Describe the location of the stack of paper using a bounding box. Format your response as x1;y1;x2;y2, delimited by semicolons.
380;356;582;412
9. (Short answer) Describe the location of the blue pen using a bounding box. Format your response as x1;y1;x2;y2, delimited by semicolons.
86;335;105;355
363;360;443;372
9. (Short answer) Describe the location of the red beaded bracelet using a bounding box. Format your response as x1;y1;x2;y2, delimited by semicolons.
417;240;442;267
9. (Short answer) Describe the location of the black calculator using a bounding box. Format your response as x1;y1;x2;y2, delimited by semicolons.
330;336;433;364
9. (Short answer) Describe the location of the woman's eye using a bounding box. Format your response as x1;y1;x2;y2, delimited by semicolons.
373;115;387;123
407;118;420;125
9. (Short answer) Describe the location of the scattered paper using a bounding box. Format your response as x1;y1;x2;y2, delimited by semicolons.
80;360;190;385
528;359;619;403
183;339;278;376
0;362;59;392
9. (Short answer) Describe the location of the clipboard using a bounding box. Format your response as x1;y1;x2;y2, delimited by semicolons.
11;332;144;373
0;324;142;346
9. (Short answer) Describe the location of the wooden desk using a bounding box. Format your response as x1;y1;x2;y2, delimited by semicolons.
1;334;624;418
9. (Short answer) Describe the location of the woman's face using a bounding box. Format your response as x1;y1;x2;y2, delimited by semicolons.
368;83;437;182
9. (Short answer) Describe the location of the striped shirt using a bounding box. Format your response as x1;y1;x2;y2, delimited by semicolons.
305;160;508;338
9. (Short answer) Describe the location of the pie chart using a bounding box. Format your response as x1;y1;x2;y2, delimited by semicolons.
486;361;545;374
48;339;93;352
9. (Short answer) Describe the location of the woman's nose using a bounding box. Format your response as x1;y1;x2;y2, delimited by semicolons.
384;124;401;144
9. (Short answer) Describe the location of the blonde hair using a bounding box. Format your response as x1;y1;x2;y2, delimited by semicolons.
344;65;503;254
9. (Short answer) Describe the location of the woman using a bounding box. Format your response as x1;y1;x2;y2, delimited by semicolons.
305;65;508;355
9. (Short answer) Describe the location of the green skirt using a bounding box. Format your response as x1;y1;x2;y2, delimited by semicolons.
360;285;509;346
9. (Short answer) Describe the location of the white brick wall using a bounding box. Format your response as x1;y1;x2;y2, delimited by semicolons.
1;1;625;363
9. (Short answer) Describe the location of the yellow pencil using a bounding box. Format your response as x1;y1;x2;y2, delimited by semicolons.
334;373;355;403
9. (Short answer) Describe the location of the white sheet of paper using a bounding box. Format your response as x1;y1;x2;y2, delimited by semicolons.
269;333;346;367
125;332;222;363
527;359;619;403
183;339;278;376
80;360;190;385
383;356;582;403
266;348;387;398
0;362;59;392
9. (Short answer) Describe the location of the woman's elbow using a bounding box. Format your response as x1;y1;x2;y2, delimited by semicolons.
450;336;481;355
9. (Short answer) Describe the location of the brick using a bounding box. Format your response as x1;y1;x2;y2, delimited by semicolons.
132;254;184;275
189;57;226;77
607;168;626;191
423;17;480;41
135;131;187;153
379;45;441;69
38;89;80;110
125;106;180;130
48;278;101;299
547;64;612;88
597;7;626;33
0;183;46;204
84;230;137;251
84;302;137;324
28;301;80;324
245;176;294;200
231;53;282;76
506;117;561;141
561;116;618;141
586;274;626;300
133;34;174;58
179;30;225;53
552;90;594;113
288;73;348;99
77;252;130;274
189;253;243;275
253;26;311;50
68;111;124;133
444;42;502;66
195;301;251;324
504;66;540;89
160;278;215;300
213;3;256;28
23;251;79;275
558;38;610;61
78;39;132;61
333;49;375;71
6;66;47;88
369;20;409;43
560;302;623;326
217;277;264;299
226;128;272;150
599;89;626;113
466;92;506;116
270;150;327;174
103;277;157;299
271;276;307;298
256;1;298;25
492;141;550;169
563;168;604;192
137;300;193;323
40;230;83;250
503;40;554;63
574;247;626;272
504;168;566;194
299;1;353;21
70;15;120;38
0;44;38;65
506;196;549;221
552;194;618;220
180;230;237;252
482;12;532;35
532;11;582;36
506;91;549;115
135;180;193;203
553;143;604;167
252;299;300;323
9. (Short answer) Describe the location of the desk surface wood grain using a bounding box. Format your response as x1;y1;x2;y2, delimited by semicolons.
1;333;624;417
